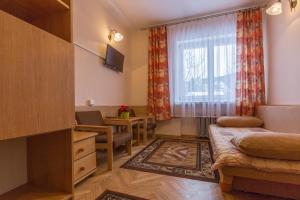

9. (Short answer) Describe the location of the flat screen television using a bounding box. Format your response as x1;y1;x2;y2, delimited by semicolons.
104;44;124;72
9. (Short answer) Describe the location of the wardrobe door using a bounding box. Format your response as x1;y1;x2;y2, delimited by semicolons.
34;34;74;134
0;11;74;140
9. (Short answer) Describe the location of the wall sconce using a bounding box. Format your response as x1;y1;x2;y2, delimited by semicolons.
289;0;298;11
108;30;124;42
266;0;298;15
266;0;283;15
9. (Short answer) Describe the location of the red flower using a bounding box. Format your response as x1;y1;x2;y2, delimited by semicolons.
119;105;129;112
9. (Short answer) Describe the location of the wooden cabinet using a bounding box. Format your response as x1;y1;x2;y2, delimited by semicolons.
73;131;97;185
0;0;75;199
0;10;74;140
0;130;73;200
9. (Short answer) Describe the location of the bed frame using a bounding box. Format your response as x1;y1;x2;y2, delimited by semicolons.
219;167;300;199
217;105;300;199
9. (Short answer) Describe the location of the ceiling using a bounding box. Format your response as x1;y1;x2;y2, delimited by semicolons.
105;0;268;29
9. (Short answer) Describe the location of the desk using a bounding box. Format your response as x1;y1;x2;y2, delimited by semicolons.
103;117;143;145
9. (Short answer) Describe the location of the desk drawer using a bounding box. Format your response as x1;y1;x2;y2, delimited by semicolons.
74;152;96;182
74;137;95;160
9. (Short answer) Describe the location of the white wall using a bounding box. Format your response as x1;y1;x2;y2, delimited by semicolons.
0;138;27;195
74;0;132;106
128;30;149;106
267;1;300;105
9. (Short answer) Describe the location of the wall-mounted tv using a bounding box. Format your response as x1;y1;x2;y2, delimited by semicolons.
104;44;124;72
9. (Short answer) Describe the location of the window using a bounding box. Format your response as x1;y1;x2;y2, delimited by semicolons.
175;36;236;103
168;14;237;117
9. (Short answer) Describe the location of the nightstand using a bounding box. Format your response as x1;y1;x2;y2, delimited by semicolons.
73;131;98;185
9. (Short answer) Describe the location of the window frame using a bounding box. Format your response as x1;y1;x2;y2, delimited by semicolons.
174;35;236;104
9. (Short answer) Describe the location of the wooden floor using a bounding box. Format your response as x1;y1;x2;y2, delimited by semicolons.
74;140;285;200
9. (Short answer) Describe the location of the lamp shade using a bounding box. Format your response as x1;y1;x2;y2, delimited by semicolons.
266;1;283;15
108;30;124;42
114;32;124;42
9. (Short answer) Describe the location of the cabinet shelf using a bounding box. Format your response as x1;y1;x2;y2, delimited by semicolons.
0;0;69;22
0;184;72;200
0;0;71;41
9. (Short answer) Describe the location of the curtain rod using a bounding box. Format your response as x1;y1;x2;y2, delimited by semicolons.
140;4;267;30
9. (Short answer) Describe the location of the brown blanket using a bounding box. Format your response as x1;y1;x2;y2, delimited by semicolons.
209;125;300;174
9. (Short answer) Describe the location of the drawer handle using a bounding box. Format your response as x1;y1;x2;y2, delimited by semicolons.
77;148;85;153
79;167;85;172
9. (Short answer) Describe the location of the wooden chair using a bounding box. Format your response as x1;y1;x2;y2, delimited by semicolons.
75;111;132;170
130;109;156;139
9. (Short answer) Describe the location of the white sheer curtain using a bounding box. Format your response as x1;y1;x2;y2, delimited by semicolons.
168;14;237;117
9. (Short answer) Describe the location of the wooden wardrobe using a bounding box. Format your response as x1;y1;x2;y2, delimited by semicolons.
0;0;75;199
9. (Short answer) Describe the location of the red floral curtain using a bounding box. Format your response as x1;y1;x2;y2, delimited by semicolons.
148;26;171;121
236;8;266;116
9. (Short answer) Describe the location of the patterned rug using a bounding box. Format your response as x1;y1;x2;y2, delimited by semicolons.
122;138;219;182
97;190;147;200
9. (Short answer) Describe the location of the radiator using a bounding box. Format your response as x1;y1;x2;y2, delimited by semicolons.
199;117;217;138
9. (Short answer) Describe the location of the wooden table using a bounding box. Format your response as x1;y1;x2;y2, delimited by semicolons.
103;117;145;145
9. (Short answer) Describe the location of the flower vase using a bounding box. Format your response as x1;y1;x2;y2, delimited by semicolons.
120;112;130;119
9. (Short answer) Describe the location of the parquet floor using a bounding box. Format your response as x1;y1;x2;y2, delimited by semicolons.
74;139;284;200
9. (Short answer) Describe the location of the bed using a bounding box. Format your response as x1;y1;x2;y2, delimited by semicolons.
208;105;300;199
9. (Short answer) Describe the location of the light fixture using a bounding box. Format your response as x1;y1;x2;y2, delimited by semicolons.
266;0;283;15
108;30;124;42
289;0;298;11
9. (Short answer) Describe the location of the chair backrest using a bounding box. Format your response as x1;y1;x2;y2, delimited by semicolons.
130;109;136;117
75;111;105;126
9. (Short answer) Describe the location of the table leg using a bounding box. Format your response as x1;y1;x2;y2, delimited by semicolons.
143;118;148;144
136;121;140;146
127;140;132;155
127;122;132;134
107;129;113;171
127;121;137;146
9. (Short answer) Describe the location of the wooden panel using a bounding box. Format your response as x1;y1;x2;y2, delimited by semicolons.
0;11;74;140
74;137;96;161
34;36;74;133
75;106;148;117
27;129;73;193
74;153;96;182
233;177;300;200
0;184;72;200
130;106;148;116
0;138;27;195
221;166;300;185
